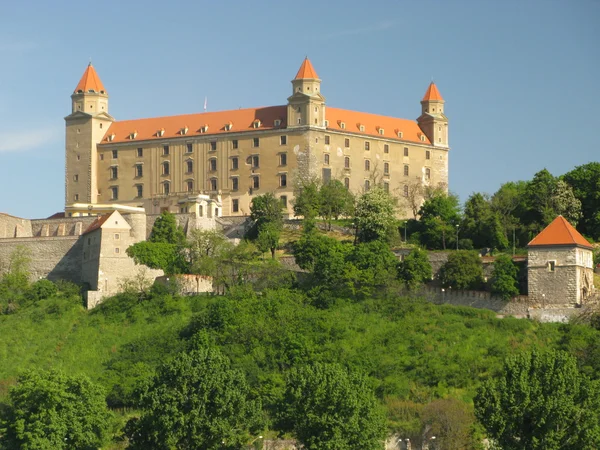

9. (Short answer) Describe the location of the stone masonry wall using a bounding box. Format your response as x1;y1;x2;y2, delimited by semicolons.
0;213;32;238
528;247;579;305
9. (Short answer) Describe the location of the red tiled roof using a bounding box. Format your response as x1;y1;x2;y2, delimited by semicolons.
46;212;66;219
422;82;443;102
294;57;319;79
528;216;593;249
83;214;112;235
326;107;431;144
74;63;106;94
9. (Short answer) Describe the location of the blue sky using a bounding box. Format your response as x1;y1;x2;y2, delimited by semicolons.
0;0;598;218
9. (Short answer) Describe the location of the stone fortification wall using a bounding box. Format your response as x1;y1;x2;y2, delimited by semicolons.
155;274;213;295
146;213;216;239
218;216;251;239
528;246;579;305
0;236;83;283
0;213;32;238
30;216;97;237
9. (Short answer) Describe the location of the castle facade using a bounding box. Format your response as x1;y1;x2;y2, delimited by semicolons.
64;58;449;217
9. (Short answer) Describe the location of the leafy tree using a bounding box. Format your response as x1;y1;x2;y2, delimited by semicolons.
187;229;231;276
355;187;397;243
319;180;354;229
347;240;399;295
421;398;476;450
439;250;484;290
280;363;386;450
418;192;461;250
126;241;184;274
526;168;558;228
27;279;58;302
491;255;519;300
549;180;583;226
250;193;284;230
563;162;600;239
398;248;432;290
149;210;185;244
491;181;529;248
0;245;32;307
474;349;600;449
1;369;111;449
256;221;281;259
293;179;321;220
293;228;337;272
461;193;508;250
126;346;262;449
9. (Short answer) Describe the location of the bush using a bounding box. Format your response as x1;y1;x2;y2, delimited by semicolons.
439;250;484;290
27;279;58;301
398;248;433;290
491;255;519;300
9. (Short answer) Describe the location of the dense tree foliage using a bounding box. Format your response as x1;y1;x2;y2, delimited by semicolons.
417;192;461;250
398;248;433;291
563;162;600;239
149;210;185;244
248;193;284;257
125;345;262;449
1;369;111;449
280;363;386;450
355;187;397;243
439;250;484;290
475;350;600;449
491;254;520;299
319;180;355;229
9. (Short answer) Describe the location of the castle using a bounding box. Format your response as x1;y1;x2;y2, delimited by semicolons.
64;57;449;218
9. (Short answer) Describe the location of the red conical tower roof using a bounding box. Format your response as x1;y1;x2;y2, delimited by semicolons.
528;215;592;249
422;82;443;102
74;63;106;94
294;57;319;79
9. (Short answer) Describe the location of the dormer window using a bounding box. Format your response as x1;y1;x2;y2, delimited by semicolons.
88;89;95;93
339;121;346;129
225;122;233;131
181;126;189;135
324;120;329;127
396;131;403;138
378;128;384;135
359;124;365;132
200;124;209;133
129;131;138;139
77;90;83;94
274;119;282;127
158;128;165;137
420;135;426;142
100;90;105;94
108;134;115;142
253;120;261;129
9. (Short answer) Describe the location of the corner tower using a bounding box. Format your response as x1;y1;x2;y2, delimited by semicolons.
417;82;448;147
287;57;326;128
65;64;114;212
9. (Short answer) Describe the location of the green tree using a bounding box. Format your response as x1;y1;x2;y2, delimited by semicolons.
280;363;386;450
474;349;600;449
1;369;111;450
418;192;461;250
126;241;184;274
0;245;32;307
149;210;185;244
187;229;231;276
293;179;321;220
319;180;354;230
126;346;262;449
347;240;399;295
550;180;582;226
439;250;484;290
491;255;520;300
398;248;432;290
355;187;397;243
526;169;558;228
563;162;600;239
461;193;508;250
256;221;281;259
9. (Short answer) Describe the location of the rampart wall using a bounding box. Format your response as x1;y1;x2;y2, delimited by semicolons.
0;213;32;238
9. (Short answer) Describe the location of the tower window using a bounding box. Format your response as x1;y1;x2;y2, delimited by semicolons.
425;168;431;180
279;153;287;166
112;150;118;159
426;150;431;160
325;136;330;145
137;148;143;157
252;176;260;189
232;177;239;191
384;144;389;154
364;180;370;191
404;147;409;157
297;118;301;125
74;194;79;201
344;138;350;148
110;167;118;180
111;186;118;200
186;143;193;153
324;153;329;165
99;123;103;129
186;160;194;173
73;174;79;182
365;142;370;151
280;174;287;187
384;162;389;175
383;181;389;192
210;141;217;151
231;157;239;170
163;145;169;156
232;139;239;149
280;135;287;145
344;156;350;168
136;164;143;178
547;261;556;272
232;199;239;213
365;160;370;171
210;178;218;191
163;161;170;175
209;158;217;172
344;178;350;189
404;165;409;176
163;182;170;195
253;137;260;148
136;185;143;198
187;180;194;192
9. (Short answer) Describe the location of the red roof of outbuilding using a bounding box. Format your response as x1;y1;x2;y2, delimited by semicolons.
74;63;106;94
528;215;592;249
422;82;444;102
294;57;319;79
83;214;112;235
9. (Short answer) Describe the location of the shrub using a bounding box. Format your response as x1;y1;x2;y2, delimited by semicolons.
439;250;484;290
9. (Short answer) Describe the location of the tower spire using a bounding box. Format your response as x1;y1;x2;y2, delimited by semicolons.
294;57;319;80
74;63;106;94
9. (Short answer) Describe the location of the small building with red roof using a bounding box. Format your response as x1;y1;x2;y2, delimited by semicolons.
527;215;595;306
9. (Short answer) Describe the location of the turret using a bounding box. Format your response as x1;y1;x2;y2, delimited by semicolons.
417;82;448;147
287;57;326;128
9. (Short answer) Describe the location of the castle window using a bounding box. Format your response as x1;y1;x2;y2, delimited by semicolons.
365;142;370;151
324;153;330;165
383;181;389;192
365;180;370;191
232;139;238;149
100;154;104;160
163;182;170;195
186;143;193;153
232;199;239;213
403;185;409;197
280;195;288;208
186;160;194;173
232;177;239;191
77;154;81;160
426;150;431;160
404;147;409;157
344;178;350;189
162;162;170;175
114;247;120;254
225;122;233;131
253;137;260;148
325;136;330;145
365;160;370;171
359;125;365;132
137;148;143;157
341;122;346;129
397;131;403;138
74;174;79;182
384;162;390;175
110;186;118;200
547;261;556;272
210;178;218;191
344;156;350;168
99;123;103;129
420;135;426;142
163;145;170;156
135;164;143;178
384;144;389;153
110;167;118;180
74;194;79;201
136;185;143;198
379;128;384;135
279;153;287;166
112;150;118;159
344;138;350;148
404;165;409;176
187;180;194;192
274;119;282;127
231;157;239;170
280;135;287;145
439;126;442;131
280;174;287;187
425;168;431;180
114;233;120;240
209;158;217;172
252;176;260;189
297;118;301;125
324;120;329;127
253;120;261;128
210;141;217;151
251;155;260;169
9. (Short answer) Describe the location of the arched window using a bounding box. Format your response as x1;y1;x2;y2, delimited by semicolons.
163;181;170;195
384;162;390;175
186;160;193;173
365;160;370;171
162;161;170;176
344;156;350;168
